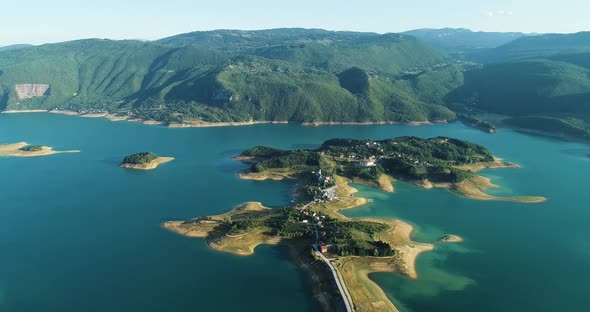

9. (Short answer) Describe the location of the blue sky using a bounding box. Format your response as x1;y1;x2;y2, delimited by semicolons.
1;0;589;46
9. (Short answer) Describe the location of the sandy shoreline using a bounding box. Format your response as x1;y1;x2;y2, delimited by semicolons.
0;142;80;157
1;109;48;114
231;155;264;164
357;217;434;279
1;110;447;129
3;110;164;125
455;157;520;172
168;120;289;128
301;120;447;126
415;175;546;203
120;157;174;170
399;157;546;203
237;170;297;181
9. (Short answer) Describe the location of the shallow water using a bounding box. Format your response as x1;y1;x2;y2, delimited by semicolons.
1;113;588;311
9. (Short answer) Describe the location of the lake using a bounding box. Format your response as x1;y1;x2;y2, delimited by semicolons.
1;113;589;311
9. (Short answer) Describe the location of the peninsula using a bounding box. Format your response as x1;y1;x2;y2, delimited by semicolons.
164;136;545;312
457;114;497;133
0;142;79;157
120;152;174;170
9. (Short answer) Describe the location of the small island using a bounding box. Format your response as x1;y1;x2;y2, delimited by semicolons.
164;136;546;312
438;234;464;243
120;152;174;170
0;142;79;157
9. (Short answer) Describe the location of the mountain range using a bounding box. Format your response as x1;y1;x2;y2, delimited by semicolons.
1;28;590;139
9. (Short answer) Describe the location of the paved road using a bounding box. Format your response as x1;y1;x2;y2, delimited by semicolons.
313;246;353;312
302;184;353;311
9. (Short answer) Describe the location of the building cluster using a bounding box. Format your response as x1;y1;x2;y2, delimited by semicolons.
390;152;433;167
293;198;332;253
297;207;327;228
313;169;333;186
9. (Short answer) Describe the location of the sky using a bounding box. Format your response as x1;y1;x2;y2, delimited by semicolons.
1;0;589;46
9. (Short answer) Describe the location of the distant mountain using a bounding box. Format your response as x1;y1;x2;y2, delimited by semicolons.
158;28;380;51
0;44;33;52
158;28;448;76
0;29;458;124
402;28;525;52
473;31;590;63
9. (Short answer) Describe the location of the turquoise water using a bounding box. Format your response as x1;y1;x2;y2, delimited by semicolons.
0;113;589;311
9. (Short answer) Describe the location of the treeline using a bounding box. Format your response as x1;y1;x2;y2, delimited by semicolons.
225;208;313;239
322;218;395;257
132;100;252;125
241;146;288;158
321;136;493;165
380;156;472;182
344;165;384;180
19;145;43;152
122;152;158;164
252;150;320;172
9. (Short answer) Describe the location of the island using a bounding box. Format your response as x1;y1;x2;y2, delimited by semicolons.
438;234;464;243
164;136;546;312
0;142;79;157
120;152;174;170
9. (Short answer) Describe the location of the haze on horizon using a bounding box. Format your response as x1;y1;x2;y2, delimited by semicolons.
1;0;589;46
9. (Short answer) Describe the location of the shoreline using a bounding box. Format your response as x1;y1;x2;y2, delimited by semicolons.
1;110;448;129
168;120;289;128
454;157;520;172
1;109;48;114
415;175;546;203
3;109;165;125
300;120;441;126
237;169;299;181
5;109;590;145
511;127;590;145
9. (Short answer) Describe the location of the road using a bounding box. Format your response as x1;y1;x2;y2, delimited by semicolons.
301;183;354;311
313;245;353;312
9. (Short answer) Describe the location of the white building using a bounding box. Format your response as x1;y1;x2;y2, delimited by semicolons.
358;160;375;167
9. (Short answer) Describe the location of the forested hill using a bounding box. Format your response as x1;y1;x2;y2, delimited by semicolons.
0;44;33;53
448;55;590;139
403;28;525;52
472;32;590;63
0;29;459;124
158;29;447;75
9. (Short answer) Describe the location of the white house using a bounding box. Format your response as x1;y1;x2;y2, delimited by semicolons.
358;160;375;167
